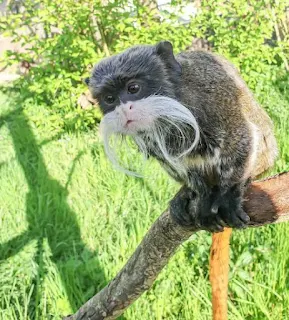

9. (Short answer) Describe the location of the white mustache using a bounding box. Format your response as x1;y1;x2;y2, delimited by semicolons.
99;96;200;177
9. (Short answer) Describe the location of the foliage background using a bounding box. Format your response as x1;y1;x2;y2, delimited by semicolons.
0;0;289;319
1;0;288;132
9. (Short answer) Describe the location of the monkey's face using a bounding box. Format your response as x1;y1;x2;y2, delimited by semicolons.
86;42;182;134
85;41;200;175
89;75;170;136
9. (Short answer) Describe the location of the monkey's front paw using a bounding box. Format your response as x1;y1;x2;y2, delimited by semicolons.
170;186;225;232
197;188;227;233
218;205;250;229
211;190;250;229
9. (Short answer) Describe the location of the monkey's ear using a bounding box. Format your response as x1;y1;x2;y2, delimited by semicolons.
83;77;90;86
155;40;174;55
155;41;181;74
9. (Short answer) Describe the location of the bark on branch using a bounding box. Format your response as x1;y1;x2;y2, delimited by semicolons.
64;172;289;320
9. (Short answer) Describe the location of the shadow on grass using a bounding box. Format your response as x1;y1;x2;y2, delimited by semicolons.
0;108;126;319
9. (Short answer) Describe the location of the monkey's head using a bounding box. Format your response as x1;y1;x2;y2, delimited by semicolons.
85;41;200;175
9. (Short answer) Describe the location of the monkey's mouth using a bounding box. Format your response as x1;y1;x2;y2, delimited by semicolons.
125;120;134;127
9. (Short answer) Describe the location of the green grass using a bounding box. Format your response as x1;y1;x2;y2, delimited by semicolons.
0;82;288;320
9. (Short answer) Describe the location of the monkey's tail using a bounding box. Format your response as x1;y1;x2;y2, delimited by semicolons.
210;227;232;320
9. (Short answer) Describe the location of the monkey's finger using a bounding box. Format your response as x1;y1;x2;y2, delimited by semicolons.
208;223;224;233
228;212;249;229
237;209;250;224
200;216;224;233
215;215;227;227
210;195;226;214
211;204;219;214
227;218;245;229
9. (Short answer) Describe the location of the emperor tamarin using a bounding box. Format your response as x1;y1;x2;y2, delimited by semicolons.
85;41;278;231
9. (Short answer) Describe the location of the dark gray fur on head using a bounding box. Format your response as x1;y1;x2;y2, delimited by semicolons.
88;41;182;113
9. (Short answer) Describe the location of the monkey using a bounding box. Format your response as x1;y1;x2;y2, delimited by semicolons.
84;40;277;230
84;41;278;318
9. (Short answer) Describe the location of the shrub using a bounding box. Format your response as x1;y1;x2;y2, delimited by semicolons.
193;0;289;89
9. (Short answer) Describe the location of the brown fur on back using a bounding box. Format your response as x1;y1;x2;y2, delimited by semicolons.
213;53;278;178
177;50;278;180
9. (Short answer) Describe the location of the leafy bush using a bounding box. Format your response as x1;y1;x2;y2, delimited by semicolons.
193;0;289;89
0;0;288;132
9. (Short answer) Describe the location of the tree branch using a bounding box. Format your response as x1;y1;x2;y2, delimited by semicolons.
64;172;289;320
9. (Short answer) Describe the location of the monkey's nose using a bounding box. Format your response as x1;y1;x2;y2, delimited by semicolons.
121;103;134;117
123;103;133;114
125;103;133;111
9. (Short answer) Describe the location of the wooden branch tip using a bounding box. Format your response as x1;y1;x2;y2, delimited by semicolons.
64;172;289;320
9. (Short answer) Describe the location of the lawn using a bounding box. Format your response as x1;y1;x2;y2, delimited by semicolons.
0;82;289;320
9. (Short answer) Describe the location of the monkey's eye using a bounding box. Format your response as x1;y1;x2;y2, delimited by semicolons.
104;94;115;104
127;83;140;94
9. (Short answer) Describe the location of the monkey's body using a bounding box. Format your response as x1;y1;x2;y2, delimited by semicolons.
87;42;277;230
177;50;276;181
133;49;277;229
86;41;277;320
